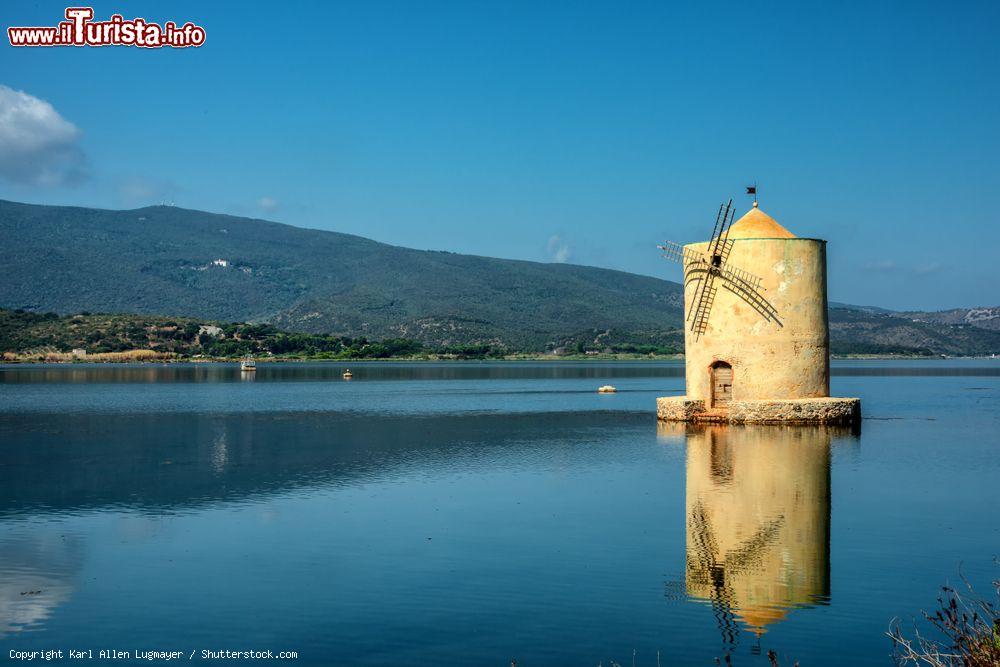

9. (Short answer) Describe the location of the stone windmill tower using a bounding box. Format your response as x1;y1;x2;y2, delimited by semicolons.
657;196;859;424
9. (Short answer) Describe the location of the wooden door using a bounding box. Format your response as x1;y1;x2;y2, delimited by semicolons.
712;363;733;408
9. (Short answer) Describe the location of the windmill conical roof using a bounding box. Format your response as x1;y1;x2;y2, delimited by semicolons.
735;605;791;634
726;204;795;239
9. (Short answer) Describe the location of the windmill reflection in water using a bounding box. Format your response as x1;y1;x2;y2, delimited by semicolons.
662;423;853;653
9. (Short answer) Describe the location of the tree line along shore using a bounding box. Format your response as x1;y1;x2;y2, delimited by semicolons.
0;309;683;362
0;308;969;363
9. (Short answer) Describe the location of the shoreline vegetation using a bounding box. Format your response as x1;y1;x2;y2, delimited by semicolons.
0;308;678;362
2;308;989;364
4;351;986;364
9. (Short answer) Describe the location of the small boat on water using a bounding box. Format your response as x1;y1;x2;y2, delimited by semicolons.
342;369;353;380
598;385;617;393
240;355;257;372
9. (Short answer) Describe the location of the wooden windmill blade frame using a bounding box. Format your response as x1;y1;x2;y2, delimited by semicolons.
720;264;764;293
687;497;787;649
687;499;741;648
658;240;703;266
658;196;779;339
688;200;735;338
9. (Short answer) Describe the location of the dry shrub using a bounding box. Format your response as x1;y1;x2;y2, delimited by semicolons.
8;349;173;363
889;571;1000;666
87;349;169;362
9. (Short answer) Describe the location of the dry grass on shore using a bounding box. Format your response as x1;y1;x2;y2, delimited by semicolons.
3;349;174;363
889;572;1000;666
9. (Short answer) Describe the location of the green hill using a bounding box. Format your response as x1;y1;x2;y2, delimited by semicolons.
1;198;998;356
0;199;683;351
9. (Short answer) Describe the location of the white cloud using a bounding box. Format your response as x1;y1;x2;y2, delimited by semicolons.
863;259;947;276
0;85;87;186
257;196;279;212
546;234;571;263
914;261;944;276
863;259;897;272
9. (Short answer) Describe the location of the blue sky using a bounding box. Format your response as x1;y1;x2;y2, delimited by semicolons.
1;0;998;310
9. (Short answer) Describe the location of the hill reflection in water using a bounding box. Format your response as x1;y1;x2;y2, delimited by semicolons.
0;409;650;517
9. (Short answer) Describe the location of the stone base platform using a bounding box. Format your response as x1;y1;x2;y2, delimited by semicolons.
657;396;861;425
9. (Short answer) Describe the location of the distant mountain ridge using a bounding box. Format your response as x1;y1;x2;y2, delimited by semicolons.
830;302;1000;332
828;305;1000;356
897;307;1000;331
1;199;998;355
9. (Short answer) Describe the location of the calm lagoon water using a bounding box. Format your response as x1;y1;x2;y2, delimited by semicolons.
0;360;998;665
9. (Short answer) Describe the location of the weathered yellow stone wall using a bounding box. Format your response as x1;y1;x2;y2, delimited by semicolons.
657;396;860;424
683;238;829;402
685;425;831;634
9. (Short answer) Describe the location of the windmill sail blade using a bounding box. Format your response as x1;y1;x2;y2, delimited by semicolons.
687;501;721;576
707;199;735;258
657;241;685;263
689;270;718;338
663;198;759;340
659;241;703;266
722;515;785;577
711;593;741;648
714;238;735;268
719;263;764;293
688;500;741;648
717;200;736;240
707;202;725;244
719;266;782;325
